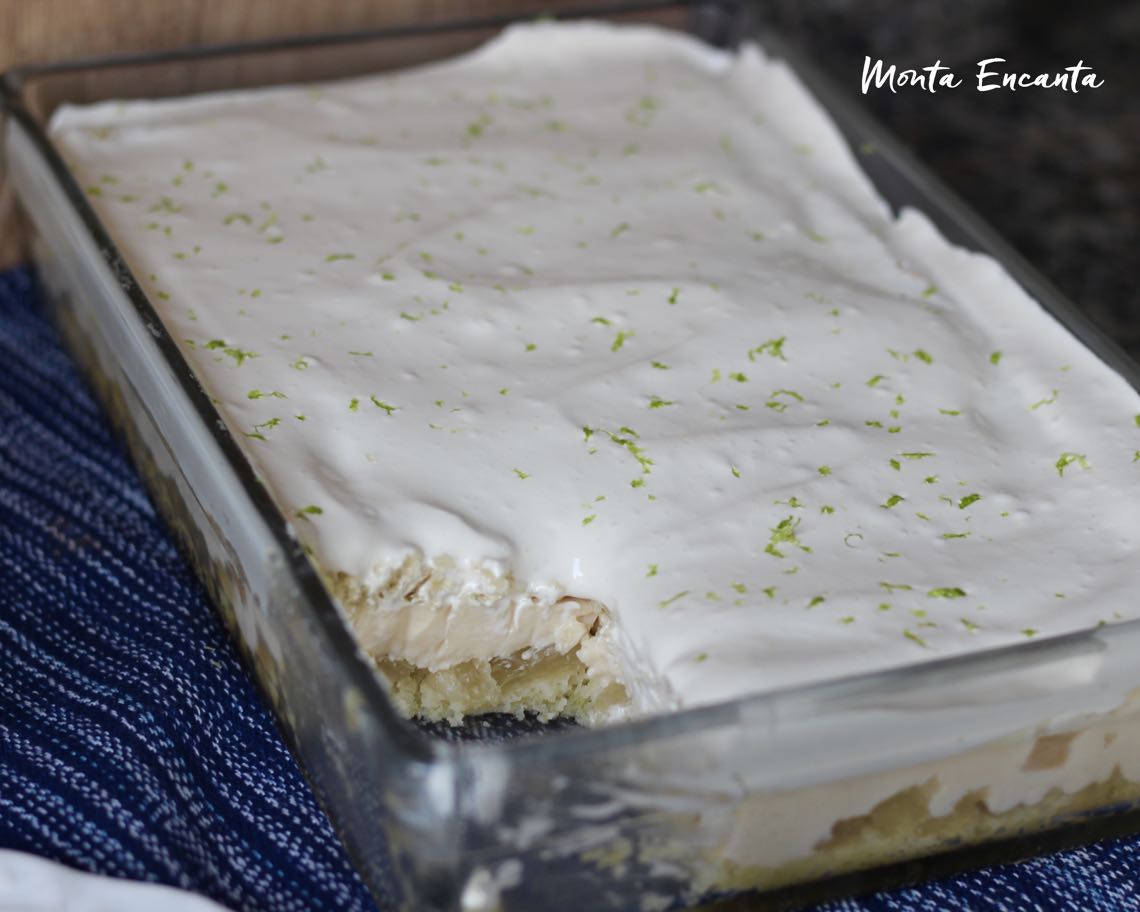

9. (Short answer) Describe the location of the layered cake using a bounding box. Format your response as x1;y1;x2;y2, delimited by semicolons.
50;22;1140;729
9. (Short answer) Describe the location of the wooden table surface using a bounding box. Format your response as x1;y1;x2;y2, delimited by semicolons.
0;0;568;267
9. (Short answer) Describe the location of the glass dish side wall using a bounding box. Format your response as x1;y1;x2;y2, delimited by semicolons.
6;5;1140;909
4;118;458;909
459;625;1140;909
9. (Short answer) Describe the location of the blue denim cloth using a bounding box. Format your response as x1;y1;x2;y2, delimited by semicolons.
1;264;1136;910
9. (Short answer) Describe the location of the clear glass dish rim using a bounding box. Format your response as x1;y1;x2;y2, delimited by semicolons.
4;0;1139;769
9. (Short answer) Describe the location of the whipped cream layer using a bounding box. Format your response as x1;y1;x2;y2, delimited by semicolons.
51;22;1140;714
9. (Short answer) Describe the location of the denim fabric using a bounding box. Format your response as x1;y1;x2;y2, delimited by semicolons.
1;264;1136;911
0;266;376;911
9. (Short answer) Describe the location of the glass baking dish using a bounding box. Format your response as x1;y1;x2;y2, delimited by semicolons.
5;2;1140;909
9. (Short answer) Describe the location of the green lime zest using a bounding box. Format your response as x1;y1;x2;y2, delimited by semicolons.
626;95;660;128
588;427;653;475
766;389;804;412
765;516;810;558
370;396;398;415
748;337;787;362
214;345;256;366
882;494;905;509
1029;390;1059;410
913;349;933;365
1056;452;1090;477
295;505;323;520
611;330;634;352
466;113;493;137
958;493;982;509
928;587;966;598
659;590;690;608
512;468;530;480
149;196;182;214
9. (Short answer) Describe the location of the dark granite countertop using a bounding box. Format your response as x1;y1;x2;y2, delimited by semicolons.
753;0;1140;361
